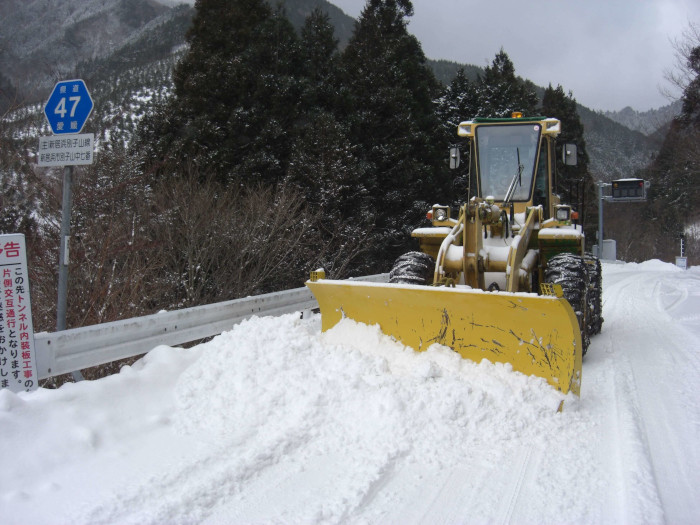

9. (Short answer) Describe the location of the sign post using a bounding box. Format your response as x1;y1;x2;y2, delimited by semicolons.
676;233;688;269
41;79;94;381
596;179;650;259
56;166;73;334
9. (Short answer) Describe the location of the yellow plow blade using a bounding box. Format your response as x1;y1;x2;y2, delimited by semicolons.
306;280;582;396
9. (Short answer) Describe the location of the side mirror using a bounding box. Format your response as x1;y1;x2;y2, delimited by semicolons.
449;147;460;169
562;143;577;166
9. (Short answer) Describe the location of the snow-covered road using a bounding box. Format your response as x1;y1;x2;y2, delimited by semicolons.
586;262;700;523
1;260;698;524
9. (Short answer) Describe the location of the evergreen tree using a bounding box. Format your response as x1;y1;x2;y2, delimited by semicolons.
0;123;38;238
434;50;538;124
679;44;700;128
642;29;700;252
541;85;590;187
298;8;340;114
435;68;479;138
668;23;700;130
476;49;538;118
0;169;37;237
434;68;479;203
136;0;302;185
541;84;596;241
284;112;374;275
340;0;447;268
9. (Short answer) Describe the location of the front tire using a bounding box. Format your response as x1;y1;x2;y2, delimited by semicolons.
545;253;590;356
389;251;434;285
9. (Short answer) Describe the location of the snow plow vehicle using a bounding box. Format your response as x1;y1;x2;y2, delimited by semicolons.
307;114;602;396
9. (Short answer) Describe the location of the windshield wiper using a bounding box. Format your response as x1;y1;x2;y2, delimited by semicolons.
503;148;524;204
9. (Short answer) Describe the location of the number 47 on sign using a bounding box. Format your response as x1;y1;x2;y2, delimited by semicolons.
44;79;94;135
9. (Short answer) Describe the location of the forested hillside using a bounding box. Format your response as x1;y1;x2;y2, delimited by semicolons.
579;105;657;181
0;0;175;99
604;101;682;136
1;0;696;357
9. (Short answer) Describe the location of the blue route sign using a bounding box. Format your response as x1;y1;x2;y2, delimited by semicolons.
44;79;94;135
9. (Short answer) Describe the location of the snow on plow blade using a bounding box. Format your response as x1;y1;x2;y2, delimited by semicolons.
306;280;582;396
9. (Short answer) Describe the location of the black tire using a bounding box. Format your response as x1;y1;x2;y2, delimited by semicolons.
544;253;590;356
584;253;604;336
389;251;435;285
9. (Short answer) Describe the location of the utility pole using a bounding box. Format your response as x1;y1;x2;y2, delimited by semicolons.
597;182;610;259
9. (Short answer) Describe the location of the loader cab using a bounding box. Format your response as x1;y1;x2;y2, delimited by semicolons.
458;115;561;219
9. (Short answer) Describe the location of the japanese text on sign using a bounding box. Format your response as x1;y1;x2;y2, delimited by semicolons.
0;234;38;392
38;133;95;167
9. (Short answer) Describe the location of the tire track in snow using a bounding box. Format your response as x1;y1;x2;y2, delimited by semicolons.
600;265;700;523
601;269;665;522
610;350;665;523
497;446;539;525
75;422;318;524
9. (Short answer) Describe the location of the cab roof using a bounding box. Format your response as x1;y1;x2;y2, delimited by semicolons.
471;116;547;123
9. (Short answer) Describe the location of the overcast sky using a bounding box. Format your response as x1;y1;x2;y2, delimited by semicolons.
329;0;699;112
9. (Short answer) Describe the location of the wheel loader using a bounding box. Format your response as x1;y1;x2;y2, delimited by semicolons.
307;114;603;397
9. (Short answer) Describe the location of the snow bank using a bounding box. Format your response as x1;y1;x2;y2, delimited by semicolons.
621;259;683;272
1;313;586;524
175;315;569;460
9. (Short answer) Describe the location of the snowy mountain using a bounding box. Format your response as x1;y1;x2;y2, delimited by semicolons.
0;0;356;105
604;101;682;136
0;0;175;97
2;260;699;523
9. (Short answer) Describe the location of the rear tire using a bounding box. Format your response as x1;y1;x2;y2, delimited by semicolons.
544;253;590;356
585;254;603;336
389;251;434;285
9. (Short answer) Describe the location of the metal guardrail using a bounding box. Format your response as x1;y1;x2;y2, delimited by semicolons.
34;274;389;379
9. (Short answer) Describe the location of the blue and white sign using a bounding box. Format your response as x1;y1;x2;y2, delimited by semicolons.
44;79;94;135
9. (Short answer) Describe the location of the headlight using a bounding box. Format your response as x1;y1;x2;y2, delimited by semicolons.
436;208;447;221
555;207;570;221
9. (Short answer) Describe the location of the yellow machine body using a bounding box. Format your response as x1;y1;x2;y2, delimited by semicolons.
307;115;597;398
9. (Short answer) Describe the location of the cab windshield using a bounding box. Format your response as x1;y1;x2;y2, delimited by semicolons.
475;123;542;201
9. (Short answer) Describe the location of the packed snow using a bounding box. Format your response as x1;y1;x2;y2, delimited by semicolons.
1;260;699;524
